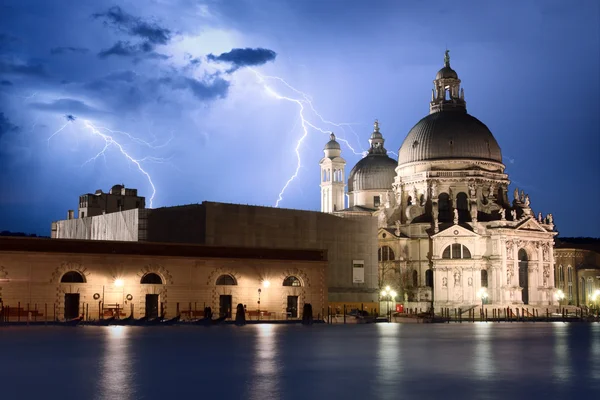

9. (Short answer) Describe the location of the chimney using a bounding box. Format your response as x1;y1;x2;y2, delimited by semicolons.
67;210;74;220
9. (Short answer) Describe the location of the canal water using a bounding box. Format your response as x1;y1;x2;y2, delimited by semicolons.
0;323;598;399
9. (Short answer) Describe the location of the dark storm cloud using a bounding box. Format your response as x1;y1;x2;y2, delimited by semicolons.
0;112;19;139
207;47;277;72
50;46;89;55
184;77;230;100
30;98;106;116
0;60;47;77
97;40;169;61
1;80;12;86
92;6;172;45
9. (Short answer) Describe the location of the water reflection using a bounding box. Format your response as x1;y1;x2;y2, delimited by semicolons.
473;323;496;381
249;324;280;400
97;326;135;400
552;323;571;382
376;323;402;399
589;325;600;390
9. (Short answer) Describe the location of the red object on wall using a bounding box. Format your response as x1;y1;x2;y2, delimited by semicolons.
396;304;404;313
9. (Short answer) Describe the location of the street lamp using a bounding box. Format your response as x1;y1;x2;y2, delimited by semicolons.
477;288;488;309
554;289;565;305
591;289;600;310
380;287;397;322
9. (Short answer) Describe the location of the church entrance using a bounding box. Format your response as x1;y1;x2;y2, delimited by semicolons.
219;295;232;318
287;296;299;318
145;294;159;319
518;249;529;304
64;293;80;320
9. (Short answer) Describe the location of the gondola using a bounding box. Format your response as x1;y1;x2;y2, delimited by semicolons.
143;316;165;326
60;316;83;327
193;315;227;326
109;315;135;326
87;316;116;326
161;315;180;326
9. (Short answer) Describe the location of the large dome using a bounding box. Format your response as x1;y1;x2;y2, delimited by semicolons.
398;111;502;165
348;154;397;192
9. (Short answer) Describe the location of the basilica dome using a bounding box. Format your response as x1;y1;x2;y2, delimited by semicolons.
436;65;458;80
398;111;502;165
348;154;397;192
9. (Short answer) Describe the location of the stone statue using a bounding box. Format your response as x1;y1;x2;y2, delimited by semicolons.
378;210;387;227
513;187;519;201
454;270;461;286
524;195;530;207
404;292;408;302
460;88;464;100
468;182;477;198
538;212;543;223
489;183;496;198
430;181;437;198
507;268;513;285
520;190;525;203
547;214;553;224
442;277;448;288
453;208;459;224
499;208;506;220
444;49;450;66
394;220;401;236
511;209;517;220
468;277;473;287
413;187;419;206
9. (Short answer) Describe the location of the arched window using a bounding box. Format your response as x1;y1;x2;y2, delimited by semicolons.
481;270;488;288
61;271;85;283
216;274;237;285
283;276;301;287
425;269;433;288
558;265;564;285
567;266;573;283
412;270;418;287
442;244;471;259
141;273;163;284
456;192;469;221
438;193;451;222
378;246;395;262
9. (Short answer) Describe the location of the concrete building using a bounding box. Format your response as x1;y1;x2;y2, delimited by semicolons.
328;50;559;312
0;236;327;321
52;201;380;305
74;184;145;219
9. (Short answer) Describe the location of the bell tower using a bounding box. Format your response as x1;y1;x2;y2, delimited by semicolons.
320;133;346;213
430;50;466;114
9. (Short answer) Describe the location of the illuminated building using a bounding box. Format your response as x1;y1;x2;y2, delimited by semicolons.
328;51;561;312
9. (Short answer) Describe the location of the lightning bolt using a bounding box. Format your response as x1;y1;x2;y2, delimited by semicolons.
47;116;172;208
249;68;366;207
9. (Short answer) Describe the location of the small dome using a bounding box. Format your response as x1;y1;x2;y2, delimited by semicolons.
398;111;502;165
436;66;458;80
324;133;341;150
348;154;397;192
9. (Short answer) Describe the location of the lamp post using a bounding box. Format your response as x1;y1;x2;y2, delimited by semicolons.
555;289;565;306
591;289;600;311
380;286;397;322
477;288;488;310
258;288;261;314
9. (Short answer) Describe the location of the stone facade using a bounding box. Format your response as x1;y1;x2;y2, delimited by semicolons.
52;202;379;304
554;241;600;307
329;52;560;312
0;237;327;321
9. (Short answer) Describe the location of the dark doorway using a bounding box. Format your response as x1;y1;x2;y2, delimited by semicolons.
64;293;80;320
145;294;159;319
219;295;232;318
287;296;299;318
518;249;529;304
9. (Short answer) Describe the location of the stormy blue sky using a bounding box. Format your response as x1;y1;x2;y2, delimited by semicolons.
0;0;598;237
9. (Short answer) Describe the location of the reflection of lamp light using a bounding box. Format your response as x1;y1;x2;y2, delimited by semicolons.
114;279;124;287
263;280;270;288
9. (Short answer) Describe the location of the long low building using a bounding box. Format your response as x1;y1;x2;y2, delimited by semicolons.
0;236;327;321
